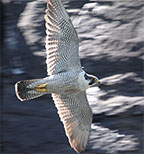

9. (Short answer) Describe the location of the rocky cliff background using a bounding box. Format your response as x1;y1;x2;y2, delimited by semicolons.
1;0;143;154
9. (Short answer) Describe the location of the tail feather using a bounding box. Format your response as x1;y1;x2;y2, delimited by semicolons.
15;79;47;101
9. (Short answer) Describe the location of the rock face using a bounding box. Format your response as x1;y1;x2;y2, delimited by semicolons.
2;0;143;154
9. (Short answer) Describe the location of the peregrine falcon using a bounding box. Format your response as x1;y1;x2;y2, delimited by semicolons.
15;0;100;153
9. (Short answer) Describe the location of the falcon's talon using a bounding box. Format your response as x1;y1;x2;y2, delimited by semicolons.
36;83;48;92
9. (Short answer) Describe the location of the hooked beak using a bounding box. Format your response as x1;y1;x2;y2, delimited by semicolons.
94;78;101;87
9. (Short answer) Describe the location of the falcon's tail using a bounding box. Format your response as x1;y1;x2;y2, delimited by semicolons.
15;79;48;101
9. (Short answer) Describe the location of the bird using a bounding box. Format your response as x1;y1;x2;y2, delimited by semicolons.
15;0;100;153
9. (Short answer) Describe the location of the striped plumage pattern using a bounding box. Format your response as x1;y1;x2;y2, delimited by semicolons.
15;79;47;101
52;92;92;153
45;0;93;153
14;1;97;152
45;0;81;75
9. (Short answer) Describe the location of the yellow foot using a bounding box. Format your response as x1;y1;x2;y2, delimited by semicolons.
36;83;48;92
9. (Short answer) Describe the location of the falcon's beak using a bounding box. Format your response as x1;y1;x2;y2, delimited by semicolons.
94;77;101;87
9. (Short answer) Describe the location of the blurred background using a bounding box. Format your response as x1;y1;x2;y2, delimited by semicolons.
1;0;143;153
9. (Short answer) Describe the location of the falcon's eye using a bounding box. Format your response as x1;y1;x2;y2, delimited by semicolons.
89;78;96;85
84;73;99;86
84;74;95;85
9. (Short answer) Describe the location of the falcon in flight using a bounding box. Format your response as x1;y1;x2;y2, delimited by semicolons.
15;0;100;153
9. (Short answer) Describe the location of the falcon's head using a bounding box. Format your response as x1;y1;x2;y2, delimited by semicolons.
84;73;100;87
78;71;100;91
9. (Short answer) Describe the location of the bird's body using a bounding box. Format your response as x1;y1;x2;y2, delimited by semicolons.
15;0;100;153
21;70;92;95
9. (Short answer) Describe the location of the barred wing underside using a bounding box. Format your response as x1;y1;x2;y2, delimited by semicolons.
52;92;93;153
45;0;81;75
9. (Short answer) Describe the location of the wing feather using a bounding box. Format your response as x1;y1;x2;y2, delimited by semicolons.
52;92;93;153
45;0;81;75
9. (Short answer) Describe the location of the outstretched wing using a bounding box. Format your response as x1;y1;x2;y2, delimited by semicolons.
45;0;81;75
52;92;93;153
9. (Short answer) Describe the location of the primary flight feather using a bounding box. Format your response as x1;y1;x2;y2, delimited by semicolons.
15;0;100;153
